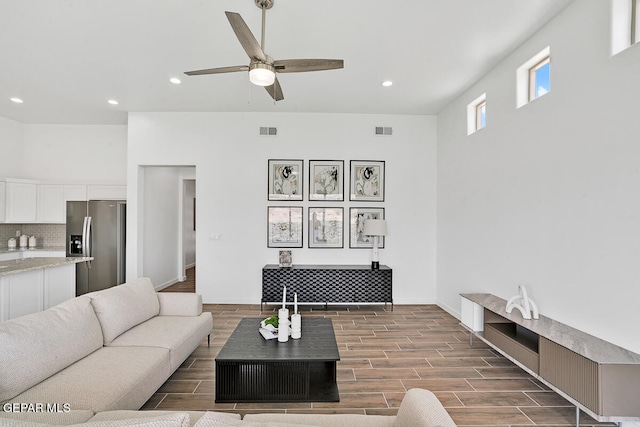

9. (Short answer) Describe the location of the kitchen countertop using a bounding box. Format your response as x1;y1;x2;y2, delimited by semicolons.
0;246;66;254
0;257;93;277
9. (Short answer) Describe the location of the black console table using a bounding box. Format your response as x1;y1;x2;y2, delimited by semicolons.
262;264;392;310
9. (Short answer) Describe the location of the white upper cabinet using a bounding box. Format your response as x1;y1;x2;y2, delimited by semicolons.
86;185;126;200
1;179;123;224
37;184;65;223
63;185;87;202
0;182;5;222
5;179;38;223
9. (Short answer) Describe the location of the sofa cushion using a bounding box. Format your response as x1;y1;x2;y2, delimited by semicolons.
393;388;456;427
9;346;171;413
87;278;160;345
0;296;104;403
242;413;393;427
108;314;213;371
0;410;95;425
193;412;319;427
157;293;203;317
0;413;190;427
88;411;240;425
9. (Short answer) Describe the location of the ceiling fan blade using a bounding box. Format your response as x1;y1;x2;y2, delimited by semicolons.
264;77;284;101
184;65;249;76
225;11;267;62
273;59;344;73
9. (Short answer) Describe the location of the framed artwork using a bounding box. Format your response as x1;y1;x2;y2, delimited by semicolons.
267;206;303;248
308;207;344;248
309;160;344;201
350;160;385;201
349;207;385;248
268;159;303;201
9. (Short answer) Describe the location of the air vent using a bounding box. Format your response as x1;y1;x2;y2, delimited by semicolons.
375;126;393;136
260;127;278;136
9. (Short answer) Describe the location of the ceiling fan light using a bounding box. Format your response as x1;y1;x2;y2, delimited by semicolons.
249;64;276;87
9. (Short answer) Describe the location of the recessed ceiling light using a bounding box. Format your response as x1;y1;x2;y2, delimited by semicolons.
10;97;24;103
170;77;181;84
382;81;393;87
107;99;119;105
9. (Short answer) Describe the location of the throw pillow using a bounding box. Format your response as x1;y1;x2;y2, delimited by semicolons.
87;277;160;345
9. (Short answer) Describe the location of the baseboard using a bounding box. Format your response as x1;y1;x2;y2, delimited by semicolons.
437;299;461;320
186;262;196;269
154;278;179;291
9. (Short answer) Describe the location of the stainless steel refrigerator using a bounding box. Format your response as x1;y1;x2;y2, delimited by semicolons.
66;200;126;296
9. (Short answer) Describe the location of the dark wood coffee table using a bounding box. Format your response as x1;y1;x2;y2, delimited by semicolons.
215;317;340;403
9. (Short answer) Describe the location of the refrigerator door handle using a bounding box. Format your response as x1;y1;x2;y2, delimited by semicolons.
86;216;93;269
82;216;89;256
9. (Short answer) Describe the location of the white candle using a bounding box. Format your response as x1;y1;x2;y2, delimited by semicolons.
282;286;286;309
294;292;298;314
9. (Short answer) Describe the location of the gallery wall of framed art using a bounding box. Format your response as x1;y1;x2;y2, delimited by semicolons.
267;158;386;251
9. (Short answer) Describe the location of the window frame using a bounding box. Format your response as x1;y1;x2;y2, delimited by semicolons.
467;93;486;136
476;100;486;131
632;0;638;44
516;46;550;108
528;56;551;102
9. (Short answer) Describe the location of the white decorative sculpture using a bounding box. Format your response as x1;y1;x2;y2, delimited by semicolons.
505;285;539;320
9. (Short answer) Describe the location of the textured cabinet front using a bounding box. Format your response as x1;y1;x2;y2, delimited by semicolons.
539;336;600;414
262;265;392;305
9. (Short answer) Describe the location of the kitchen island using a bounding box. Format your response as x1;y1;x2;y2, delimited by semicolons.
0;257;92;321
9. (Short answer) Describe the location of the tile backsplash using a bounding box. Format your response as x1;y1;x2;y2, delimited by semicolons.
0;224;66;248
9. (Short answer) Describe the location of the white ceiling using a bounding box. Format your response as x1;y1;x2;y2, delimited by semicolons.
0;0;573;125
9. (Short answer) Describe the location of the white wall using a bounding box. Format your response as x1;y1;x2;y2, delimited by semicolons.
127;112;437;305
183;179;196;269
0;116;24;178
0;120;127;183
141;166;187;288
437;0;640;354
22;124;127;183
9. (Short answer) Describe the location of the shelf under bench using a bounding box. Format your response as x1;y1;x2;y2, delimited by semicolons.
461;293;640;424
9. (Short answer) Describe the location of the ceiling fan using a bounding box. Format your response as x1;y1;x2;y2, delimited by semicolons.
184;0;344;102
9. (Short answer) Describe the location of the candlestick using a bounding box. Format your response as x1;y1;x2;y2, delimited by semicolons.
294;292;298;315
278;308;289;343
282;285;286;309
291;313;301;339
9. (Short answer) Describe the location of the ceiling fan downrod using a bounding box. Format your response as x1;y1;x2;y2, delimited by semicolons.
255;0;273;52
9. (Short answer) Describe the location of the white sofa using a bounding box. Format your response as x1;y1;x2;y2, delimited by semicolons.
0;388;456;426
0;277;213;419
0;278;456;427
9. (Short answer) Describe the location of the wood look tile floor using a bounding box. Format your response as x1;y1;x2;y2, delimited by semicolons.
148;269;613;426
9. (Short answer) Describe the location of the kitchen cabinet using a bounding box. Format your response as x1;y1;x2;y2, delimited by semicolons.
37;184;65;223
43;263;75;309
0;269;44;320
64;185;87;201
87;185;126;200
1;179;124;224
0;262;77;321
4;179;38;223
0;182;5;222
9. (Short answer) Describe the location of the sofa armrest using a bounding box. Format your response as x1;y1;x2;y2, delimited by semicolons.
393;388;456;427
157;292;203;316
